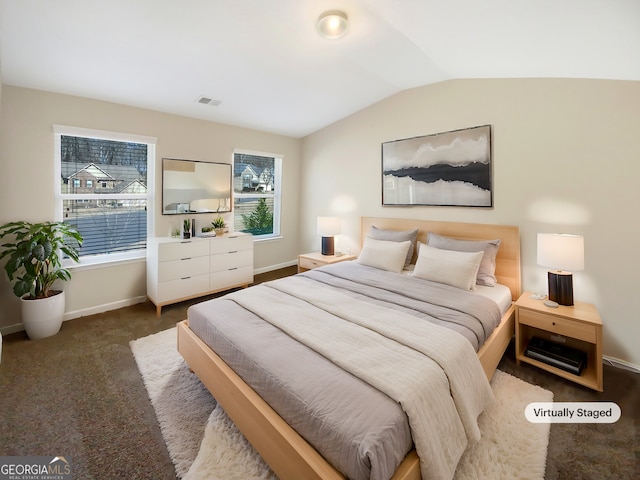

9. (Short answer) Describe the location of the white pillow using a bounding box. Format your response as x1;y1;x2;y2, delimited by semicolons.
368;226;419;266
412;243;484;290
427;232;501;286
357;237;411;273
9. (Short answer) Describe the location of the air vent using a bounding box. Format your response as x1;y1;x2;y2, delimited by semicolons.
197;96;222;107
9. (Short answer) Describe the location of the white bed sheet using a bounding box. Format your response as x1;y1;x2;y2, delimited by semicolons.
402;265;512;315
473;283;513;315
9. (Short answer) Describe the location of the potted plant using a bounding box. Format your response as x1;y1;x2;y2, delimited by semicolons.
0;221;83;340
211;216;227;236
183;219;191;239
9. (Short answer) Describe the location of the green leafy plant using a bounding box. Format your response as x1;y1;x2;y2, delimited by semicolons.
0;221;83;299
183;218;191;232
211;216;226;229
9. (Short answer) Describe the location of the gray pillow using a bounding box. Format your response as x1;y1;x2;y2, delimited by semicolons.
427;232;501;286
368;226;419;266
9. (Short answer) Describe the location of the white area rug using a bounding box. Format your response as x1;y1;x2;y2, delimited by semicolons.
131;327;553;480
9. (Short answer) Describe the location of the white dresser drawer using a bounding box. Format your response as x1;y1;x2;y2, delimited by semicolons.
158;257;210;282
210;266;253;291
158;239;209;261
210;234;253;254
210;250;253;273
157;274;210;302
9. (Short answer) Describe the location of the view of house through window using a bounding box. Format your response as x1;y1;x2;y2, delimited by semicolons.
233;151;282;238
58;132;153;260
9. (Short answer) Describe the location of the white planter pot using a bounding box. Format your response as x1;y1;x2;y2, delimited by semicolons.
21;290;65;340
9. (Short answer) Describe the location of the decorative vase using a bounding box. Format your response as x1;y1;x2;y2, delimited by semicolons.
21;290;65;340
214;228;225;236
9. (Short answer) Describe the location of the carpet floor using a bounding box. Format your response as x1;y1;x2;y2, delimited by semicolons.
1;266;638;479
131;327;552;479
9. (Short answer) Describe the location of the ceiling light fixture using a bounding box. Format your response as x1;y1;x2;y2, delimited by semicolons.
316;10;349;39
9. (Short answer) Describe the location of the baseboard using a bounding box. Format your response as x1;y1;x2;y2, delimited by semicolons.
253;260;297;275
603;355;640;374
63;263;298;320
0;296;150;336
0;323;26;336
1;264;299;337
63;295;148;321
67;263;297;319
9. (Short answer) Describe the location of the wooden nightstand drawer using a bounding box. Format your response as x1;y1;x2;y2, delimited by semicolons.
299;256;324;271
298;252;356;273
518;308;596;343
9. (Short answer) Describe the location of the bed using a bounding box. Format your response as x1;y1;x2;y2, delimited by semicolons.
177;217;521;480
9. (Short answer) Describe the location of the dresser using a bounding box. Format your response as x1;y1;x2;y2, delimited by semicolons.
147;233;253;316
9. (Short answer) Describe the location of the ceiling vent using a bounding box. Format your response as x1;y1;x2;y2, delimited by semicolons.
197;96;222;107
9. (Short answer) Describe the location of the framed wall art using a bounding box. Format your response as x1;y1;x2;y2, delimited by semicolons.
382;124;492;207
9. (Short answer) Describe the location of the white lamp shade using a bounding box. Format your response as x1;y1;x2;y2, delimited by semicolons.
537;233;584;271
317;217;341;236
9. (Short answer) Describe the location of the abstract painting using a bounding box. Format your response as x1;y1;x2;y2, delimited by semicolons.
382;125;492;207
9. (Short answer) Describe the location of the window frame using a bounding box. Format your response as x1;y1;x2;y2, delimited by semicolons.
54;125;157;267
233;149;282;240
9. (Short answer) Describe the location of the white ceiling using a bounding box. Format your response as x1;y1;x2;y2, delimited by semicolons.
1;0;638;138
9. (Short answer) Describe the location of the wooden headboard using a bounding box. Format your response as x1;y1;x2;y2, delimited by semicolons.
361;217;521;301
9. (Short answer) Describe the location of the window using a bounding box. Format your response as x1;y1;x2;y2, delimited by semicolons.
233;151;282;239
55;126;156;264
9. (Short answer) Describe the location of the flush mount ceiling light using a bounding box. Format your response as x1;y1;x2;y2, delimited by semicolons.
316;10;349;39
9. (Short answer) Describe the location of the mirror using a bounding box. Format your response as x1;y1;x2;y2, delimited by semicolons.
162;158;232;215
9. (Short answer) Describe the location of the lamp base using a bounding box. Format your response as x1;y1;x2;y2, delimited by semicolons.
321;236;335;256
548;271;574;306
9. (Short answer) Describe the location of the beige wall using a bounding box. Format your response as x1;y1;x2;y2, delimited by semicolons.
0;86;302;329
2;79;639;368
301;78;640;367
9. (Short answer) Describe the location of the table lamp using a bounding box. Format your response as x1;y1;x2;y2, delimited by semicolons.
537;233;584;306
317;217;341;256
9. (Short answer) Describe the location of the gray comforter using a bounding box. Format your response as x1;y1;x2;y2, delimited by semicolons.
187;262;502;480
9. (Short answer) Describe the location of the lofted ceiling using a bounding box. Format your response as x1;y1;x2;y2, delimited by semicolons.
1;0;638;138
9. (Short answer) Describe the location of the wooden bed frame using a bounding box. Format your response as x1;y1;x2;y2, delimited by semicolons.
177;217;521;480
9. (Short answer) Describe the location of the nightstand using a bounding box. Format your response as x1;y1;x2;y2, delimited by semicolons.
297;252;357;273
515;292;603;391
